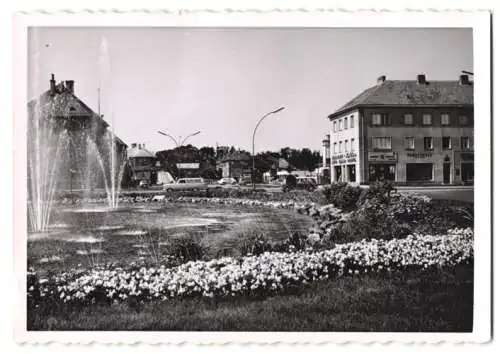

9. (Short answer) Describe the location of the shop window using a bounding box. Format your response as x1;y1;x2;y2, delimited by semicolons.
347;165;356;182
404;114;413;125
459;116;469;125
441;114;450;125
372;137;392;150
461;137;471;150
406;163;433;182
369;164;395;182
350;115;354;128
423;114;433;125
442;136;452;150
424;137;433;150
405;137;415;150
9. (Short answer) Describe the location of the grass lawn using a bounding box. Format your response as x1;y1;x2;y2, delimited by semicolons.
28;264;473;332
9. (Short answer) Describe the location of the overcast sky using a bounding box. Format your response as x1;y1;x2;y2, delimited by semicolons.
28;27;472;153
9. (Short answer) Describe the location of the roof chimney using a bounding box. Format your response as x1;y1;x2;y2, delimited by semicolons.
377;75;386;84
131;143;137;148
417;74;426;85
459;74;470;85
65;80;74;93
49;73;56;95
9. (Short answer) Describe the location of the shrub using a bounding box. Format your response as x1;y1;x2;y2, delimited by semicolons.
239;233;274;256
356;181;395;207
166;236;207;262
322;182;362;211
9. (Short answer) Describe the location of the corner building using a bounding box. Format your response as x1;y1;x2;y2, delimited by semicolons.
327;74;474;185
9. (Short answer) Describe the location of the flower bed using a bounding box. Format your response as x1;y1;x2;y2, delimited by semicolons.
28;228;473;306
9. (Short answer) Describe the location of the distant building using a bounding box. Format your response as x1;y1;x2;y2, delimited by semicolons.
127;143;158;184
327;74;474;185
216;151;252;180
216;145;230;159
27;74;127;190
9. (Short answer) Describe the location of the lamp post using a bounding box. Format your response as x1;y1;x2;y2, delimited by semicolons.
158;130;201;147
252;107;285;190
158;130;201;179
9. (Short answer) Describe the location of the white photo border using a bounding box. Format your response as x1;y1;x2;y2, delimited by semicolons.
12;9;492;344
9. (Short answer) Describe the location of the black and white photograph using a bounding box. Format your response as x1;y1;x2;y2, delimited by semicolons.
12;9;491;344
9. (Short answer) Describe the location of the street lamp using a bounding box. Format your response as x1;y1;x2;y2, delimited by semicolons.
158;130;201;147
252;107;285;190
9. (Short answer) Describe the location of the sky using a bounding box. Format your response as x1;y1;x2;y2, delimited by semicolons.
28;27;472;153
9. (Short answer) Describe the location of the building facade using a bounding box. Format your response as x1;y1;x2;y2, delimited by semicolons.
127;143;158;185
28;74;128;191
327;74;474;185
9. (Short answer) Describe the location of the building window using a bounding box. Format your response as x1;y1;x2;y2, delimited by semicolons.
372;113;389;126
344;117;348;130
345;139;349;152
350;115;354;128
338;119;342;131
405;137;415;150
459;116;469;125
442;136;452;150
333;121;337;132
333;142;337;154
339;141;343;152
404;114;413;125
423;114;432;125
372;137;392;150
461;137;471;150
441;114;450;125
424;137;434;150
351;138;355;151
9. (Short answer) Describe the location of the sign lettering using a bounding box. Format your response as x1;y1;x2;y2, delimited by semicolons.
368;152;397;162
406;153;432;159
176;163;200;169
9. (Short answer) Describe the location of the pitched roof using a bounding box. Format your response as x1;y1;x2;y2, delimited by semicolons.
127;146;156;158
329;79;474;119
28;81;127;148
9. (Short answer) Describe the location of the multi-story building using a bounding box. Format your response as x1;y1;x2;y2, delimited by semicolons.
327;74;474;185
127;143;158;185
27;74;128;190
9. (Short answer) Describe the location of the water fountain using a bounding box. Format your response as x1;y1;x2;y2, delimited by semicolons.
85;134;126;209
27;103;70;233
28;35;126;233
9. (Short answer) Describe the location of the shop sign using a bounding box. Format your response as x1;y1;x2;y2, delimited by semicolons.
406;152;432;159
332;152;357;164
176;163;200;169
368;152;397;162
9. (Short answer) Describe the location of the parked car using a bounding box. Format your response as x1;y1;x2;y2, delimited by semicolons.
282;175;317;192
163;177;208;192
238;176;252;185
139;180;149;189
217;177;238;185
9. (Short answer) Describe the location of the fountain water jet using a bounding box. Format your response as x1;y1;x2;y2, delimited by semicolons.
85;135;126;208
27;101;70;232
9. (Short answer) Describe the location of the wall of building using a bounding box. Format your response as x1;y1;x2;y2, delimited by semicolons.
359;106;474;184
329;109;361;183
